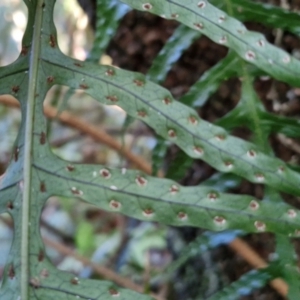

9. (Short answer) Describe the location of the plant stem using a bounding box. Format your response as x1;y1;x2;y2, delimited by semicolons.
21;0;44;298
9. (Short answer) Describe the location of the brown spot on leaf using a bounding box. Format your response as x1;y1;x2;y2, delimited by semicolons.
197;1;206;8
66;165;75;171
255;173;265;181
170;184;179;194
215;134;225;141
110;200;121;209
247;150;256;157
71;277;79;285
133;79;144;86
168;129;176;138
8;264;15;279
254;221;266;231
105;69;115;76
49;34;56;47
245;50;255;60
6;201;14;210
137;110;147;117
71;187;83;195
224;161;233;168
38;249;44;262
40;268;49;278
136;175;147;186
11;86;20;94
249;200;259;210
30;277;40;288
40;132;46;145
178;212;187;220
189;116;198;124
208;192;218;201
100;169;111;178
288;209;297;218
163;97;171;105
21;46;28;56
79;83;88;89
109;288;120;296
143;208;153;217
40;181;46;193
214;216;226;225
194;23;204;29
47;76;54;84
142;3;152;10
219;16;225;22
106;95;118;102
74;62;83;67
14;147;19;162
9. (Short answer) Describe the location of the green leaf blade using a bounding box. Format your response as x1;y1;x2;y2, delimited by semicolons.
207;269;271;300
41;55;300;196
147;24;201;84
33;154;300;235
212;0;300;35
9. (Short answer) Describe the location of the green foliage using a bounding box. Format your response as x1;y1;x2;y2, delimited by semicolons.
88;0;130;62
164;231;241;280
207;269;272;300
212;0;300;35
1;0;300;299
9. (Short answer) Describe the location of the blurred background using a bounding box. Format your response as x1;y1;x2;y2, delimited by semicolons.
1;0;300;299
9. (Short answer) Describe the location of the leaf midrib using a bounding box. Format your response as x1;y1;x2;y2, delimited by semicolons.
21;0;44;298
